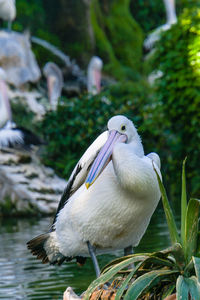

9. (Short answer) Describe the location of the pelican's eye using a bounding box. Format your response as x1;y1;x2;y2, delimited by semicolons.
121;125;126;131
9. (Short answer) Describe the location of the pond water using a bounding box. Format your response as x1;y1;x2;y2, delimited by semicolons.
0;208;173;300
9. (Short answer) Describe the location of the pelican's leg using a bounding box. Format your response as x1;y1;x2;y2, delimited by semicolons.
124;246;134;270
87;241;101;277
124;245;133;256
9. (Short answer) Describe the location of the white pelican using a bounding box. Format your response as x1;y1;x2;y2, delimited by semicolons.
43;62;64;110
87;56;103;95
144;0;177;50
0;68;44;150
0;0;16;30
0;68;11;128
27;115;161;277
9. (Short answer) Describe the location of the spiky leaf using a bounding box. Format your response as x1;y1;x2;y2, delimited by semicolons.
124;270;179;300
176;275;200;300
154;167;180;245
83;255;147;299
193;256;200;283
115;261;144;300
181;158;187;248
185;198;200;262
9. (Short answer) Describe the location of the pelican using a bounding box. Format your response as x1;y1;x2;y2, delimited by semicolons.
0;0;16;30
144;0;177;50
0;68;11;128
0;68;44;150
27;115;161;277
87;56;103;95
43;62;64;110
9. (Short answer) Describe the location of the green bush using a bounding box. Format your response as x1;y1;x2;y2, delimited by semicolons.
151;7;200;198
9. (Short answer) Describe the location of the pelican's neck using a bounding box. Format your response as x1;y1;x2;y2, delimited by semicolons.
128;136;144;158
112;140;151;196
163;0;177;25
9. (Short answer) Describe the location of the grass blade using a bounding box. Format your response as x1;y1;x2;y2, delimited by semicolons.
154;166;180;244
181;158;187;248
161;284;176;299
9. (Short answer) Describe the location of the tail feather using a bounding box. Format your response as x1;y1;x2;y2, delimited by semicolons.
27;233;50;264
27;232;87;266
27;232;68;265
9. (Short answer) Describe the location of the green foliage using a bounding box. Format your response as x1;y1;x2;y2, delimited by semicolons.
83;162;200;299
11;102;39;132
130;0;166;33
150;7;200;198
39;81;152;179
91;0;143;80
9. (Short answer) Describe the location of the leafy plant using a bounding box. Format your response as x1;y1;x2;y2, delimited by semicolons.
83;160;200;299
151;7;200;198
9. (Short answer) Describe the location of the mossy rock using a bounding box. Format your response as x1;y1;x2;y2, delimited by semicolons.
91;0;144;80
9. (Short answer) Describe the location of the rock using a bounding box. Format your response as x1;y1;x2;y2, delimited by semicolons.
9;89;46;120
63;287;82;300
0;30;41;87
0;148;66;216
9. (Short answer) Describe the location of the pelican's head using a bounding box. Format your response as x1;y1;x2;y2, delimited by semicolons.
87;56;103;95
43;62;63;109
107;115;139;144
85;115;140;188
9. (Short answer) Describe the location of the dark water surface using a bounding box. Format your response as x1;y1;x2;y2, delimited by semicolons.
0;209;172;299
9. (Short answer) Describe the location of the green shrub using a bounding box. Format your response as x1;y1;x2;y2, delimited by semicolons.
151;7;200;198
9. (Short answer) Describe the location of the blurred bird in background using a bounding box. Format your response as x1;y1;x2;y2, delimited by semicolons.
43;62;64;110
87;56;103;95
0;0;16;31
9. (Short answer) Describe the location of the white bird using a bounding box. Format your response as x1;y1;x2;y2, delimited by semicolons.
0;0;16;30
0;68;11;128
0;68;44;150
87;56;103;95
27;115;161;277
144;0;177;50
43;62;64;110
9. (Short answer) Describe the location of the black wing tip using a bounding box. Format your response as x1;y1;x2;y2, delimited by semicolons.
27;233;50;264
27;233;72;266
15;127;46;146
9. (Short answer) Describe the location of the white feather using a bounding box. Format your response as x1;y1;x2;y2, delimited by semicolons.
0;127;23;147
